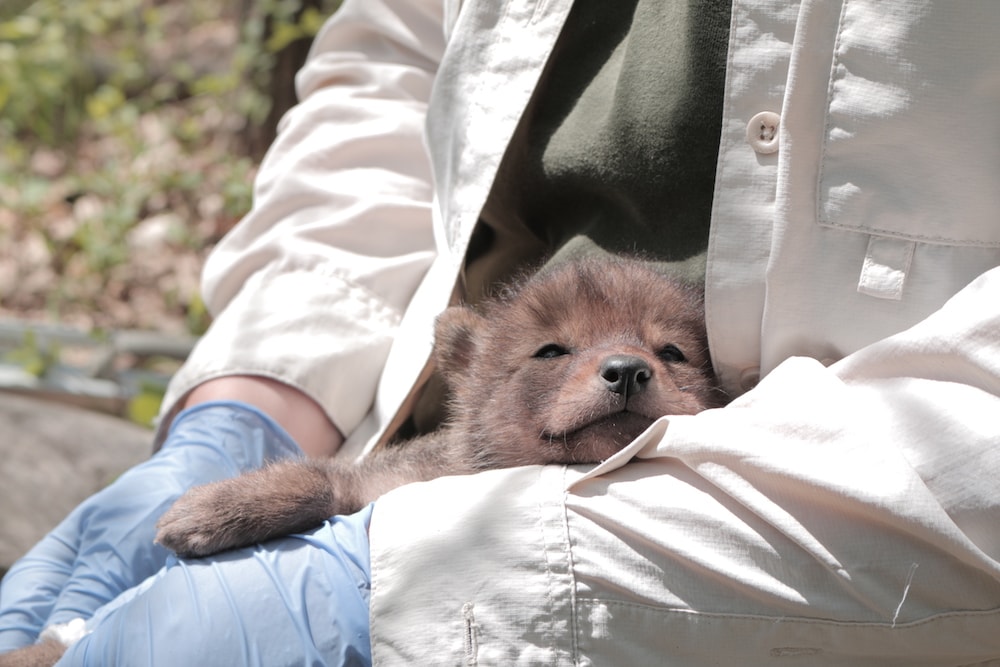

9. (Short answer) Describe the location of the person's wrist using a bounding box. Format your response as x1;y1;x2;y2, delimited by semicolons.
184;376;343;458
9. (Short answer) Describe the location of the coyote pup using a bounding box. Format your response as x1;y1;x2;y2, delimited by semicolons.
156;256;725;558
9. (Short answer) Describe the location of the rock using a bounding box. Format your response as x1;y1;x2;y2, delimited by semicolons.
0;393;152;577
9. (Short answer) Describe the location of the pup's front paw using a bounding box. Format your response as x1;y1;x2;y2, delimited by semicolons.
155;483;246;557
0;638;67;667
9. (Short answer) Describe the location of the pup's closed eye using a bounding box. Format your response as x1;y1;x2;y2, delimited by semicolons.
657;344;686;363
534;343;570;359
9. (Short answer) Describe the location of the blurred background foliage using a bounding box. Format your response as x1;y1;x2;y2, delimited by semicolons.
0;0;340;425
0;0;341;336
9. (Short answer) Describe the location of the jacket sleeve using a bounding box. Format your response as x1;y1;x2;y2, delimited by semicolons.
156;0;446;444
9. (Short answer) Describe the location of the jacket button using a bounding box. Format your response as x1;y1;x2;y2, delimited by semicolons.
746;111;780;154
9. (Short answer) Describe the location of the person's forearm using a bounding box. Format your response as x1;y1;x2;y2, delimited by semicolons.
185;376;343;458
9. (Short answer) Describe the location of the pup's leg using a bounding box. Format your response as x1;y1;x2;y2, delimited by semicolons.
156;433;465;558
0;638;66;667
155;458;342;558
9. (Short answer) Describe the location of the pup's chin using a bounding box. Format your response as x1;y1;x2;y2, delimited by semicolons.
554;413;656;463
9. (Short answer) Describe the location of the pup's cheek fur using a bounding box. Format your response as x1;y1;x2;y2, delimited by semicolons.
466;377;553;467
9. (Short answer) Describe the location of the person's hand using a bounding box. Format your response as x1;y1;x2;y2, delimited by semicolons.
60;506;374;666
0;401;302;651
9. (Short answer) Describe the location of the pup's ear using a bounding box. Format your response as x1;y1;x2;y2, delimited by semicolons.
432;306;483;381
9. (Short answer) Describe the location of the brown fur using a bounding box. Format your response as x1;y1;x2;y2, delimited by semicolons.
155;257;725;558
0;257;725;667
0;639;64;667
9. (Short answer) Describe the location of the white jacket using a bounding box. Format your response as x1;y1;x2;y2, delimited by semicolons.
166;0;1000;663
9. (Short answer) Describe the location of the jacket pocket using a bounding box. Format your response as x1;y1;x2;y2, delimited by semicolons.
817;0;1000;248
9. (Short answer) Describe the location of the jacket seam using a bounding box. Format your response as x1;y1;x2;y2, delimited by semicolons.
574;597;1000;629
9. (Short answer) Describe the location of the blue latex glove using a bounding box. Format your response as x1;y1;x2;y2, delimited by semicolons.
58;505;373;666
0;401;302;651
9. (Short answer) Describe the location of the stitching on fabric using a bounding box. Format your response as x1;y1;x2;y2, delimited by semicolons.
820;222;1000;249
368;540;383;666
771;646;823;657
703;0;750;390
558;465;582;663
535;466;561;663
814;0;851;233
462;602;479;665
576;597;1000;630
534;466;581;665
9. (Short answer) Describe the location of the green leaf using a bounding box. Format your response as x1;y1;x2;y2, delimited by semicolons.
85;84;126;120
127;385;164;428
4;330;59;378
299;7;326;38
0;15;42;40
265;21;303;53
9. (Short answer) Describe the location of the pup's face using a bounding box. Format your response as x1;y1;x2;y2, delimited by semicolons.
435;258;725;467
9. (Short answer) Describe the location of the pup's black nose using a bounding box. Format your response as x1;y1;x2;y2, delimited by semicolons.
600;355;652;397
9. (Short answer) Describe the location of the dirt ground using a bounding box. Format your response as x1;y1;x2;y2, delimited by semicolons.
0;10;258;338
